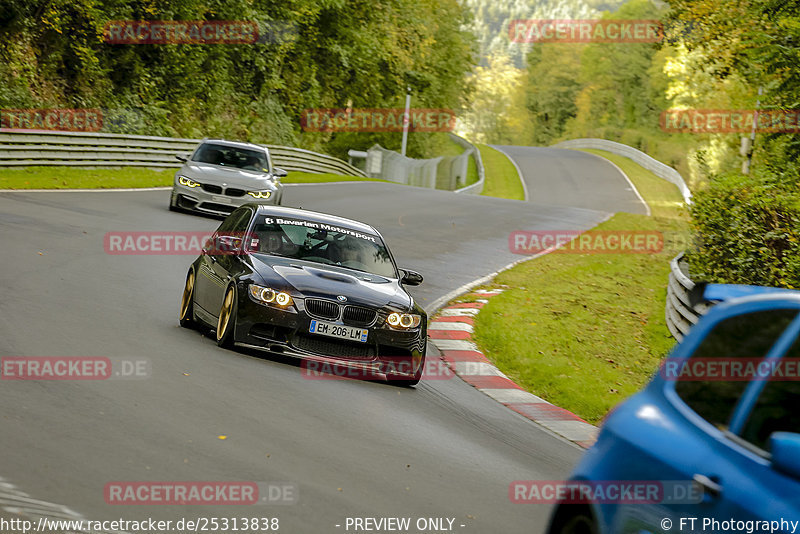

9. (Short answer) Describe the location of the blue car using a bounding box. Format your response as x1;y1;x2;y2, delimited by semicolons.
547;284;800;534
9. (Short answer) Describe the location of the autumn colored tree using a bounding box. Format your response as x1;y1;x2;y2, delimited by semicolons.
0;0;476;158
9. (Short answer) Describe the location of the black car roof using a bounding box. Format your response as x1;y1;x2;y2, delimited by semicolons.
247;205;382;238
200;139;268;152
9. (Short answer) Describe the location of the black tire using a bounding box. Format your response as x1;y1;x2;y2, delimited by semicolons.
216;285;237;348
179;270;195;328
385;353;425;387
547;506;597;534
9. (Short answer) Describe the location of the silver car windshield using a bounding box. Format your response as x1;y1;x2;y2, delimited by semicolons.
248;215;397;278
193;143;269;172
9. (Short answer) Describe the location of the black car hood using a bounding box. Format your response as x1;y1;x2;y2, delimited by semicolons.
248;254;412;310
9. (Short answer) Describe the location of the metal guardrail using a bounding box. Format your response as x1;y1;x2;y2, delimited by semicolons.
553;138;691;204
666;252;711;341
0;130;367;177
363;133;485;193
366;145;440;188
450;133;485;195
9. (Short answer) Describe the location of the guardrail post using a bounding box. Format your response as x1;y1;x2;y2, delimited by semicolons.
665;252;711;341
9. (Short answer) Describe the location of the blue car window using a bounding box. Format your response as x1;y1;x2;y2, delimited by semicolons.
739;336;800;451
674;309;797;431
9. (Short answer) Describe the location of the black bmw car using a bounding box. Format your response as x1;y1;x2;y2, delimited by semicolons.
179;204;428;386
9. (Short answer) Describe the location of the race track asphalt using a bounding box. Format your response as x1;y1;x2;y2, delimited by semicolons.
0;146;645;533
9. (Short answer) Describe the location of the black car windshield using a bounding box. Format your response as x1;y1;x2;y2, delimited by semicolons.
192;142;269;172
248;215;396;278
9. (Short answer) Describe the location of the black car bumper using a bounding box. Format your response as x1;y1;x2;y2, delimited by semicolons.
232;295;426;378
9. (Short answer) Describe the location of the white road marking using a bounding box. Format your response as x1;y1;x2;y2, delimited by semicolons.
454;361;508;377
489;145;529;202
428;322;473;332
0;476;124;534
481;388;549;404
539;420;599;442
437;308;480;317
579;151;651;216
430;339;479;351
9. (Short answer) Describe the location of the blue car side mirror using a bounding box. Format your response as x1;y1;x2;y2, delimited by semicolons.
770;432;800;479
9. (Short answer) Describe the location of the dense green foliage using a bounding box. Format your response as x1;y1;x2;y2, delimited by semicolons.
460;0;800;287
0;0;476;159
461;0;702;181
686;171;800;288
462;0;620;67
670;0;800;287
667;0;800;179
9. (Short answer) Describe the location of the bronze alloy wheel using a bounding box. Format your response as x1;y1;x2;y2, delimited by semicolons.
179;271;195;327
216;286;236;347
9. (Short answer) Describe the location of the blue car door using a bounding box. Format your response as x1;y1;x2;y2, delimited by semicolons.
603;304;800;533
660;303;800;531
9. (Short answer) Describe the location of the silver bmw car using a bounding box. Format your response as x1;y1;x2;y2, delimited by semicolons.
170;138;286;217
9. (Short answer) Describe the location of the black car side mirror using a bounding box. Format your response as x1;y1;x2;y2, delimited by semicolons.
400;269;423;286
273;167;288;178
175;154;188;162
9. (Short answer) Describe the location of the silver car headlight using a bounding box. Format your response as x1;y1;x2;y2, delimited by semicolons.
247;190;272;199
249;284;293;307
387;313;421;329
178;176;201;188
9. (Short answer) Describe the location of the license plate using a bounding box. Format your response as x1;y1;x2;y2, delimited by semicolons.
309;320;368;343
211;195;232;204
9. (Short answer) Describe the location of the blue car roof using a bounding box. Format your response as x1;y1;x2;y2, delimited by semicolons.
700;283;800;302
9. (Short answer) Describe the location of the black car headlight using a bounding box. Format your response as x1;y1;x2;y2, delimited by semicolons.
178;175;201;188
386;312;421;329
249;284;293;307
247;190;272;199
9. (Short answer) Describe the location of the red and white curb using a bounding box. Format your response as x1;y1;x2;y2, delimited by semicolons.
429;289;598;449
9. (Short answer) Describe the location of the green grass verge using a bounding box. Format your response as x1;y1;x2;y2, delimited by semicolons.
435;134;467;157
0;166;175;189
478;144;525;201
464;153;479;187
0;167;384;189
467;149;690;424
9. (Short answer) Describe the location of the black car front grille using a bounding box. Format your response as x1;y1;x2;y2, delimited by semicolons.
293;334;375;360
176;195;199;209
342;306;377;327
225;188;247;197
305;299;340;320
202;184;224;194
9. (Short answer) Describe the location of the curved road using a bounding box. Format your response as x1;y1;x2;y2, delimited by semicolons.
0;146;645;533
493;146;647;214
